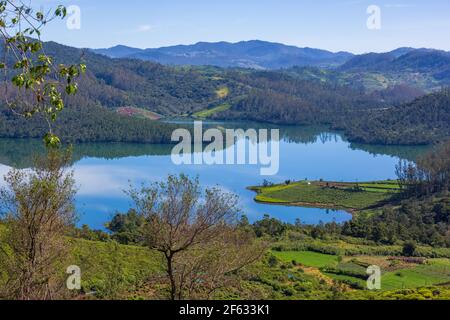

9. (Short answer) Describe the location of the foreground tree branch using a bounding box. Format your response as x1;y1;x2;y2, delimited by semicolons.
0;1;85;147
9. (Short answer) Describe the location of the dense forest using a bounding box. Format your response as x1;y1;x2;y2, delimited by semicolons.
0;105;178;143
214;71;450;145
215;70;383;123
338;89;450;145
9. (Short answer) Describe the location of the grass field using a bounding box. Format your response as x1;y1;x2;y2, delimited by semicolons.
69;238;161;297
274;237;450;259
249;180;400;211
273;251;338;268
381;259;450;290
193;103;231;119
0;225;161;299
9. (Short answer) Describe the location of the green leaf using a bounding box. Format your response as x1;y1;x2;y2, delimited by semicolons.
55;6;67;18
36;12;44;21
12;74;25;87
30;42;42;53
44;133;61;148
65;84;78;95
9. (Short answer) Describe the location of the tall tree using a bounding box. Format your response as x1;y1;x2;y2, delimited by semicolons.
0;149;76;300
396;141;450;196
128;175;266;300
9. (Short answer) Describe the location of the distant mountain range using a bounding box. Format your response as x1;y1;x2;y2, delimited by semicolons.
92;41;450;83
92;40;354;69
339;48;450;73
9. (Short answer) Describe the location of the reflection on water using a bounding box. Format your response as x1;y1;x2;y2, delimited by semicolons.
0;123;430;230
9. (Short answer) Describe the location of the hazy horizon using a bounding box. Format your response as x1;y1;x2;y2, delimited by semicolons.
32;0;450;54
89;39;447;55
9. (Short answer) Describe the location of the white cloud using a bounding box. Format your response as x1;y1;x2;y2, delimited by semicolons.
136;24;153;33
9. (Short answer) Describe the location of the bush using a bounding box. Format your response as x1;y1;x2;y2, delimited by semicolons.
403;241;417;257
268;255;278;268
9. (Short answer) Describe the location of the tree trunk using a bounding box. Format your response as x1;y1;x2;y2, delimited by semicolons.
165;252;177;301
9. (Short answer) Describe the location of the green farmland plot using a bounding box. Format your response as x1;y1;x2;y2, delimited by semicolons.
273;251;339;268
381;259;450;291
272;249;450;292
325;258;450;291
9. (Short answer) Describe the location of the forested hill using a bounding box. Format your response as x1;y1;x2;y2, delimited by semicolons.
38;42;230;116
340;48;450;74
0;41;236;143
212;70;386;125
0;41;384;140
210;69;450;145
338;89;450;145
337;48;450;92
1;40;449;145
93;42;450;92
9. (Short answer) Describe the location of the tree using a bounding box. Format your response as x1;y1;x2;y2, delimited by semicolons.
396;141;450;197
253;215;286;238
128;174;265;300
107;209;145;245
403;241;417;257
0;149;76;300
0;3;84;299
0;1;85;147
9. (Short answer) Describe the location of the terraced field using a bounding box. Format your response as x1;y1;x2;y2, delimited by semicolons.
273;249;450;291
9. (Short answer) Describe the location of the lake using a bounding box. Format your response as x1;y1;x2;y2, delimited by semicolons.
0;123;429;230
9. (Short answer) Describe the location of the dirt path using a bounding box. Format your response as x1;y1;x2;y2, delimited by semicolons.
301;266;353;291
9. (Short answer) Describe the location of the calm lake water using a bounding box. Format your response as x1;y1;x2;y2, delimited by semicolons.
0;123;429;230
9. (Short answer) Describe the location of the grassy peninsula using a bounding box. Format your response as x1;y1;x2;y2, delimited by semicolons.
249;180;401;213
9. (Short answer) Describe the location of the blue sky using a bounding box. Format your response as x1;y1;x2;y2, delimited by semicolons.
33;0;450;53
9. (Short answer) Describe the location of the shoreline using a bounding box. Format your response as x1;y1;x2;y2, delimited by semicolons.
247;180;401;216
250;191;358;215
